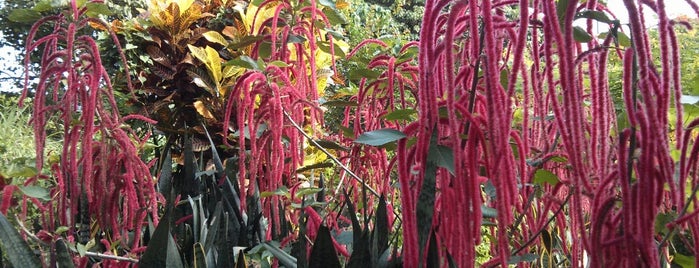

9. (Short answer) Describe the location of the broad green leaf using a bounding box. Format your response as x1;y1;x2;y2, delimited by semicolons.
382;109;417;121
18;185;50;201
309;225;341;268
188;45;208;66
500;68;510;89
269;61;290;67
574;10;613;24
323;7;347;25
226;55;260;70
0;212;42;267
317;41;346;58
354;129;406;146
8;9;42;23
556;0;570;25
573;26;593;42
673;253;696;268
203;31;228;46
427;144;455;176
533;169;560;186
84;2;113;17
311;139;349;151
139;211;184;268
3;165;37;178
349;68;381;81
287;34;307;44
617;31;632;47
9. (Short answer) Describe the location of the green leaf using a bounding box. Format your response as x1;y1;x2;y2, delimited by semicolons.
533;169;560;186
372;195;389;266
226;55;261;71
0;212;42;267
269;61;290;67
193;243;208;268
574;10;613;24
84;2;113;17
573;26;593;42
556;0;570;25
349;68;381;81
295;187;324;197
323;8;347;25
262;242;297;268
18;186;51;201
287;34;307;44
500;68;510;89
417;130;439;263
3;165;37;178
354;129;406;146
139;211;184;268
8;9;42;23
672;253;696;268
311;139;349;151
617;31;632;47
55;239;75;268
317;41;346;58
382;109;417;121
309;225;341;268
427;145;455;176
481;205;498;218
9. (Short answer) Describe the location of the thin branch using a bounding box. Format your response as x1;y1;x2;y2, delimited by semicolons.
282;109;379;197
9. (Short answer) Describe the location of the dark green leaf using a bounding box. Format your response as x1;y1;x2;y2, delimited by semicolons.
0;212;42;267
8;9;42;23
139;211;184;268
296;162;334;173
262;242;298;268
229;35;266;49
226;56;261;70
573;26;593;42
382;109;417;121
311;139;350;151
354;129;406;146
317;41;346;58
417;131;439;263
18;186;51;201
426;231;439;268
427;145;455;176
533;169;560;186
541;229;552;254
372;195;389;266
85;2;113;17
482;205;498;218
556;0;570;25
309;225;342;268
236;249;247;268
55;239;75;268
349;68;381;81
287;34;307;44
296;187;324;197
574;10;613;24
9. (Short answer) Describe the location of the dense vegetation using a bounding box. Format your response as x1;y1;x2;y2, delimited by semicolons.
1;0;699;267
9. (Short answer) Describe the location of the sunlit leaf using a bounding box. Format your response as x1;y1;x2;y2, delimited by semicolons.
317;41;346;58
85;2;113;17
318;0;336;9
382;109;417;121
203;31;228;46
194;100;215;119
533;169;560;186
296;162;334;173
18;186;51;201
354;128;406;146
8;9;42;23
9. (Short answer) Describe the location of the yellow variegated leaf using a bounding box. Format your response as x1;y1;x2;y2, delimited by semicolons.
194;100;215;119
176;0;195;15
188;45;208;65
336;0;349;9
205;46;222;83
203;31;228;46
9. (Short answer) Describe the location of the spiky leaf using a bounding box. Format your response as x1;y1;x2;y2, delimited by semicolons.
0;213;41;267
309;225;342;268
